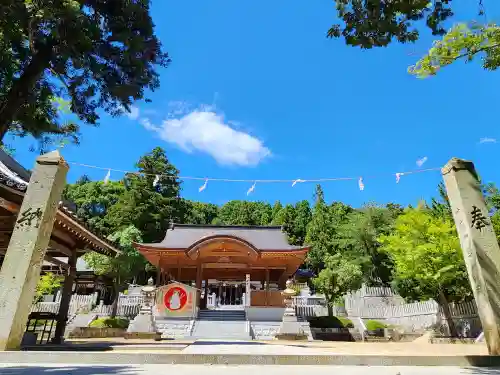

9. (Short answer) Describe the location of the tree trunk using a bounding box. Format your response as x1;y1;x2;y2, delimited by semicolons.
110;281;120;318
0;43;54;141
326;295;334;316
437;290;458;337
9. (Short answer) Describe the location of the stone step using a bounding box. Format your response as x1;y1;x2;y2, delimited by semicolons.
192;320;251;340
198;310;246;321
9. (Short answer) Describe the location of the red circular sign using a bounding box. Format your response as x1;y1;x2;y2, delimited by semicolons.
164;286;188;311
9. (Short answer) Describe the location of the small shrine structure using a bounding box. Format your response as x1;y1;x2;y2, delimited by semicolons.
133;223;310;313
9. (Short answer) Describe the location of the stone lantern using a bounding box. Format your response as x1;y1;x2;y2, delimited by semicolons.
275;279;307;340
125;277;161;340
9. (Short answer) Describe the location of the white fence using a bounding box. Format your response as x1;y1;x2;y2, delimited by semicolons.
31;293;98;316
344;285;481;336
31;286;483;337
92;293;143;318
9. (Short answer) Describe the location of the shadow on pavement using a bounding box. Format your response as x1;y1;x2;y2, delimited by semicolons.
0;366;134;375
23;341;188;352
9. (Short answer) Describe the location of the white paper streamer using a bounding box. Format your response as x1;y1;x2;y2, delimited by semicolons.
153;175;160;187
103;169;111;185
199;179;208;192
395;173;403;183
358;177;364;191
292;179;305;187
247;182;256;195
416;156;428;167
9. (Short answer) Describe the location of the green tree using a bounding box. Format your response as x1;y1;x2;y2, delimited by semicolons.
336;204;395;286
326;0;454;48
271;201;285;225
83;225;144;318
34;272;62;303
378;207;471;336
409;23;500;78
217;201;272;226
290;200;312;246
324;1;497;76
106;147;183;243
430;182;452;220
306;185;353;273
305;185;334;272
0;0;170;144
62;179;125;236
185;201;219;225
312;254;363;316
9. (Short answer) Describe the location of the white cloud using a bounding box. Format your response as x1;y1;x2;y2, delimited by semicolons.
127;106;140;120
480;137;497;144
416;156;428;167
141;106;271;166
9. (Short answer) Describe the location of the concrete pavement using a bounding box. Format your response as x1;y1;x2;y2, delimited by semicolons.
0;364;499;375
5;341;499;367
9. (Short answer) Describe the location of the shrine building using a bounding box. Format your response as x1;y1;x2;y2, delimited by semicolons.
134;223;310;311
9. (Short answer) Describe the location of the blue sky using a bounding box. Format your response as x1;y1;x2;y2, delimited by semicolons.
9;0;500;207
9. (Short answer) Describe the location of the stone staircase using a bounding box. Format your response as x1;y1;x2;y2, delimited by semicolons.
191;310;251;340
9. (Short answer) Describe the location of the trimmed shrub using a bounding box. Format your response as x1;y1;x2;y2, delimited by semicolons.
89;317;129;329
308;316;354;329
365;320;387;331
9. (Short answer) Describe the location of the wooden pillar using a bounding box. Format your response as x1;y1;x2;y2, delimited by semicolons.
442;158;500;354
0;150;68;350
195;264;202;307
52;252;77;343
265;268;270;306
155;265;161;287
203;279;208;308
278;271;287;290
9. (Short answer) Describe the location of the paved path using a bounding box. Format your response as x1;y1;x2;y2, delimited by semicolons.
180;341;488;356
65;339;489;356
0;364;499;375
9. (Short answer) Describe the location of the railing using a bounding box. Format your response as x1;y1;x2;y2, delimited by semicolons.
206;292;246;309
292;296;325;306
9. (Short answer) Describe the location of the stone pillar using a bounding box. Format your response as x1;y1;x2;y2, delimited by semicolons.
0;150;68;350
442;158;500;355
52;252;77;344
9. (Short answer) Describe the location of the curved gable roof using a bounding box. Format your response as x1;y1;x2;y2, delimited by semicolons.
141;223;307;251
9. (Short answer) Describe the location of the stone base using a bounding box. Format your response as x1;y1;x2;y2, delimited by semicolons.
68;327;126;339
275;333;308;341
275;315;307;341
124;332;162;341
127;314;157;334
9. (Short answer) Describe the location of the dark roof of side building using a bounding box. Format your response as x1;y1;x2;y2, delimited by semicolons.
0;149;119;255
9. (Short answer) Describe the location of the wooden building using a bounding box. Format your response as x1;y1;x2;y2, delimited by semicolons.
134;223;310;310
0;149;119;343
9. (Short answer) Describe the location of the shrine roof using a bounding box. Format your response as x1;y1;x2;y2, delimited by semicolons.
0;149;119;256
138;223;308;251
